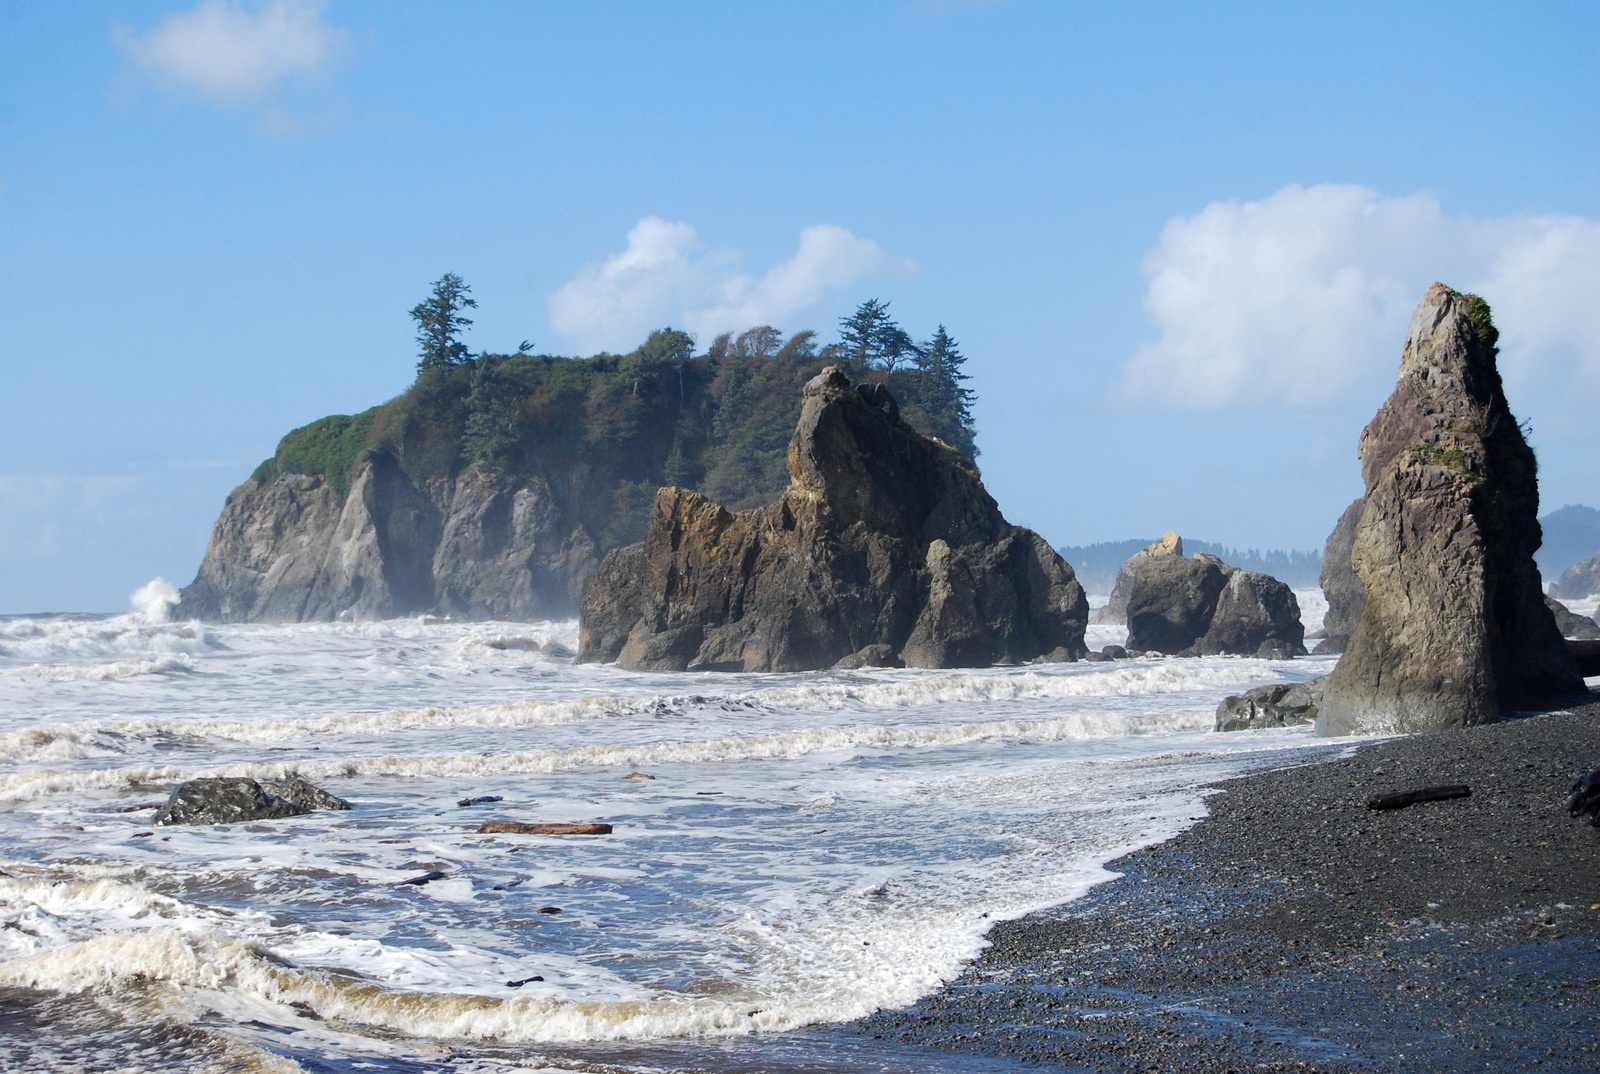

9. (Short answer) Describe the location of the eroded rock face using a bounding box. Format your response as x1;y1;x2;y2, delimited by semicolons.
1090;532;1182;626
1317;284;1584;737
177;456;600;622
153;776;349;826
577;368;1088;671
1315;498;1366;653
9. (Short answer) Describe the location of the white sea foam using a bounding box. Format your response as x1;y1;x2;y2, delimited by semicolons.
0;613;1336;1068
0;709;1220;801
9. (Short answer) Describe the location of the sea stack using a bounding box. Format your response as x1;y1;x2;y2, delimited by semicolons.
1316;284;1583;736
576;367;1089;671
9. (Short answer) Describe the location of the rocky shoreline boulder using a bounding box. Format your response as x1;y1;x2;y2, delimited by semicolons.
1317;284;1584;737
576;367;1089;671
1546;596;1600;640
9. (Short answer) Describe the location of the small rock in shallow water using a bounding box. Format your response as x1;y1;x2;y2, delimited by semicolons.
623;772;656;780
506;976;544;987
537;906;562;914
457;795;503;807
264;775;350;812
155;777;308;826
479;821;612;836
400;870;449;886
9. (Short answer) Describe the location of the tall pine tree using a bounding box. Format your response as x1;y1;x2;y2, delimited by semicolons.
411;272;478;373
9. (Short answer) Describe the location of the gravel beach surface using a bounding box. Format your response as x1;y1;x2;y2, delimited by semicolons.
850;696;1600;1072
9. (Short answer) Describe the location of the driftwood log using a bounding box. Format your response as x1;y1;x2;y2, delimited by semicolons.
478;821;613;835
1365;785;1472;811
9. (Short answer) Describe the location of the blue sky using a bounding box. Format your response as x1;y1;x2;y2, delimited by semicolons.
2;1;1598;612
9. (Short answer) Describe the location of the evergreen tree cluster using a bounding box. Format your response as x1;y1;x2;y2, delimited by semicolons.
256;276;983;552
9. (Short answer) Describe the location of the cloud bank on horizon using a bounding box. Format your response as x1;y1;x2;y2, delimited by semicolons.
118;0;343;105
547;217;915;354
1117;183;1600;411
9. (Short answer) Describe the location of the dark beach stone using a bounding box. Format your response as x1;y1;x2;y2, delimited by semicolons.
400;870;449;886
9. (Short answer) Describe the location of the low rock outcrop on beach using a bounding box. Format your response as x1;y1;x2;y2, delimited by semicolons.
576;367;1088;671
153;775;350;826
1214;678;1325;731
1121;547;1304;658
1315;498;1365;653
1317;284;1584;737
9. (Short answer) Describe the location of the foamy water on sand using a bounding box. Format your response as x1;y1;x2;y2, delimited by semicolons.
0;592;1335;1071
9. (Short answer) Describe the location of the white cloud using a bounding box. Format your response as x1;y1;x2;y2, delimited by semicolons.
547;218;913;354
119;0;343;105
1115;183;1600;410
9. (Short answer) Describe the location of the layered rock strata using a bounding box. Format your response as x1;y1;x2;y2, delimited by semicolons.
577;368;1088;671
177;458;600;621
1317;284;1584;737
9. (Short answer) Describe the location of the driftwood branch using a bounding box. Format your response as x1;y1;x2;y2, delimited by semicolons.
478;821;613;835
1365;785;1472;811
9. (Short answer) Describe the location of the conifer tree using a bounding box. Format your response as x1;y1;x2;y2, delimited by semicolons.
411;272;477;373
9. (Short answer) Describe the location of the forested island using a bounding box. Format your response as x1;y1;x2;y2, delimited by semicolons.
177;276;980;622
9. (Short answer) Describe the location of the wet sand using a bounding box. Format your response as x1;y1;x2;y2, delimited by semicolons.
848;696;1600;1072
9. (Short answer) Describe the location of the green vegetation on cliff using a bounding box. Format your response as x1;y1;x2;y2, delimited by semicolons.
249;291;983;550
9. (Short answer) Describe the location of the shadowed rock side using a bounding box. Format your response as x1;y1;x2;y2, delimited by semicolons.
1317;283;1584;737
1315;497;1366;653
178;458;600;621
577;368;1088;671
1089;532;1181;626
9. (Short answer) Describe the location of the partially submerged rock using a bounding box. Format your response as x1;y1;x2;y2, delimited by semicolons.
154;775;348;826
1315;498;1366;653
1122;550;1304;658
1215;679;1324;731
1317;285;1585;736
577;368;1088;671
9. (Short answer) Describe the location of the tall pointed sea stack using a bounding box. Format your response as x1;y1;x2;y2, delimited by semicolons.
577;367;1088;671
1316;284;1583;736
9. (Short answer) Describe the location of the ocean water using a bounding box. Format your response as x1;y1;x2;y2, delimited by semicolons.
0;591;1337;1072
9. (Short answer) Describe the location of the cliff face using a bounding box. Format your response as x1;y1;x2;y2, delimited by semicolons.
1316;284;1582;737
576;368;1087;671
178;456;599;622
